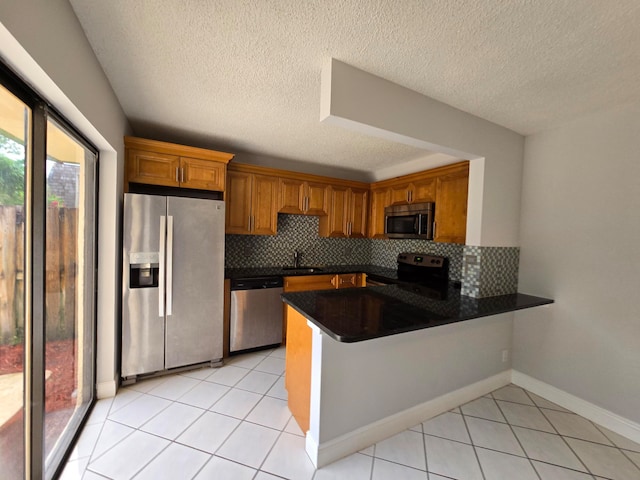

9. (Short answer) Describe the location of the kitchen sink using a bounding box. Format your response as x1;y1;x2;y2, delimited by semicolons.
282;266;324;273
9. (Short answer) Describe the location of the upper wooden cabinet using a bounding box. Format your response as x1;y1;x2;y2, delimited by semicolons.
370;161;470;244
433;163;469;244
369;187;391;239
125;136;233;191
388;175;436;205
226;166;279;235
319;186;368;238
279;178;329;216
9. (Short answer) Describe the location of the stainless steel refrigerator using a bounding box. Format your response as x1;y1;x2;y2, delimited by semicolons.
122;193;225;380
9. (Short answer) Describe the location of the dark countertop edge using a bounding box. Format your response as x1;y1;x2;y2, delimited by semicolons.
225;264;400;280
281;292;554;343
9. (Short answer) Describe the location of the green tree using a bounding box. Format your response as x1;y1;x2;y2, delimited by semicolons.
0;133;25;206
0;153;25;205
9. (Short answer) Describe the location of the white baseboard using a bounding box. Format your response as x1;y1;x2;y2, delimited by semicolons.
307;370;511;468
96;378;118;399
512;370;640;445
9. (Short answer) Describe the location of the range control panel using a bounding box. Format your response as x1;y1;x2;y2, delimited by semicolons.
397;252;446;268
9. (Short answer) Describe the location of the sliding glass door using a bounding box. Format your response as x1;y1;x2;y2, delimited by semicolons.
0;80;29;480
0;64;97;479
43;117;96;475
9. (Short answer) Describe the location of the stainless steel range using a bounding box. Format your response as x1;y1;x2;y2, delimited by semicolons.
396;252;450;299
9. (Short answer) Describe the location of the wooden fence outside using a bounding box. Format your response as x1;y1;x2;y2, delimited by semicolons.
0;205;78;344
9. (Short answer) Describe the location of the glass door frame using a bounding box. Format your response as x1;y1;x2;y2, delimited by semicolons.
0;61;99;480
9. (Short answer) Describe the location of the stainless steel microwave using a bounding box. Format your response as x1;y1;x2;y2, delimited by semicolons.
384;202;435;239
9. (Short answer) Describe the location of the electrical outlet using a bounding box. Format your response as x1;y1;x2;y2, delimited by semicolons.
501;349;509;363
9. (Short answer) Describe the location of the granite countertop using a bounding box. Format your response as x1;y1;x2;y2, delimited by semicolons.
225;264;400;281
281;283;553;343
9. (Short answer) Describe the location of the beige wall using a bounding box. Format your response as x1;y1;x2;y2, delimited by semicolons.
0;0;130;397
514;101;640;422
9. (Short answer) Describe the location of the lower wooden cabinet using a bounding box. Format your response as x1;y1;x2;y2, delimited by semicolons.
283;274;337;292
284;305;312;432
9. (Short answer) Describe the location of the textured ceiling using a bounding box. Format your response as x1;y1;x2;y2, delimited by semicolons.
69;0;640;180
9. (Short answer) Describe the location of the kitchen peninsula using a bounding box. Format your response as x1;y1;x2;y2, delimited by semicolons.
281;281;552;468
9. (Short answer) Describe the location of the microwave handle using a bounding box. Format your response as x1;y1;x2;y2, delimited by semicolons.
384;215;389;234
416;214;422;235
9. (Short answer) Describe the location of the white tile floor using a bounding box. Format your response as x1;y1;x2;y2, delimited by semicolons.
61;347;640;479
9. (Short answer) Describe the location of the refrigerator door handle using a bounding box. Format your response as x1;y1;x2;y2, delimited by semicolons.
166;215;174;316
159;215;166;317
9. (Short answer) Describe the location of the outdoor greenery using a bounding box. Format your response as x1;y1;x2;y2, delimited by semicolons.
0;133;25;206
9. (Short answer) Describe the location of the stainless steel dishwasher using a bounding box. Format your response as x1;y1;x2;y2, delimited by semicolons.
229;276;284;353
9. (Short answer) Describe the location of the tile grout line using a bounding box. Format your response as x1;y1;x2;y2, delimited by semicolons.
458;404;488;480
490;391;543;480
530;391;596;477
91;352;285;479
589;418;640;474
215;353;294;478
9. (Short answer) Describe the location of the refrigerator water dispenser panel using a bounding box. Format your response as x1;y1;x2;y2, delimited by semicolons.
129;252;159;288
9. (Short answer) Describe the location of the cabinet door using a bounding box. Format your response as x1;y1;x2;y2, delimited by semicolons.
348;188;368;238
283;274;337;292
285;305;312;432
319;186;349;237
225;170;252;234
369;187;390;238
279;177;305;214
388;182;411;205
180;156;226;191
410;175;437;203
305;181;329;216
127;149;180;187
251;174;279;235
434;167;469;244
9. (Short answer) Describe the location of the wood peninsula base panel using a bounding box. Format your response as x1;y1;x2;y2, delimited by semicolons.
284;305;312;433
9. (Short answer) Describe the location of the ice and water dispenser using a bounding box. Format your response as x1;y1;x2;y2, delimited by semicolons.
129;252;159;288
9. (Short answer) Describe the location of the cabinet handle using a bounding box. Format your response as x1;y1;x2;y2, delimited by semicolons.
176;167;179;182
305;196;309;212
181;167;184;183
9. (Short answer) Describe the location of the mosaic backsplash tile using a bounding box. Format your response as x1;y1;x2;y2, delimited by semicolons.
225;215;370;268
461;246;520;298
226;214;518;296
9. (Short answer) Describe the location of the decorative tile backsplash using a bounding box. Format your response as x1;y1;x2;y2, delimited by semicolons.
225;215;370;268
225;214;519;296
461;246;520;297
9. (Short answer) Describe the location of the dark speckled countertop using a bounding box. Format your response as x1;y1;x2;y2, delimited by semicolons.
281;283;553;343
225;264;400;282
225;264;553;343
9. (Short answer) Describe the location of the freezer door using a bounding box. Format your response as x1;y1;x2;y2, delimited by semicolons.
122;193;167;377
165;197;225;369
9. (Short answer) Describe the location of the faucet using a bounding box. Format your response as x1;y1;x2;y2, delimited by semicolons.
293;250;301;268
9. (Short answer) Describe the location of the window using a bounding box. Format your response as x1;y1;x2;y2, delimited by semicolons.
0;63;97;480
